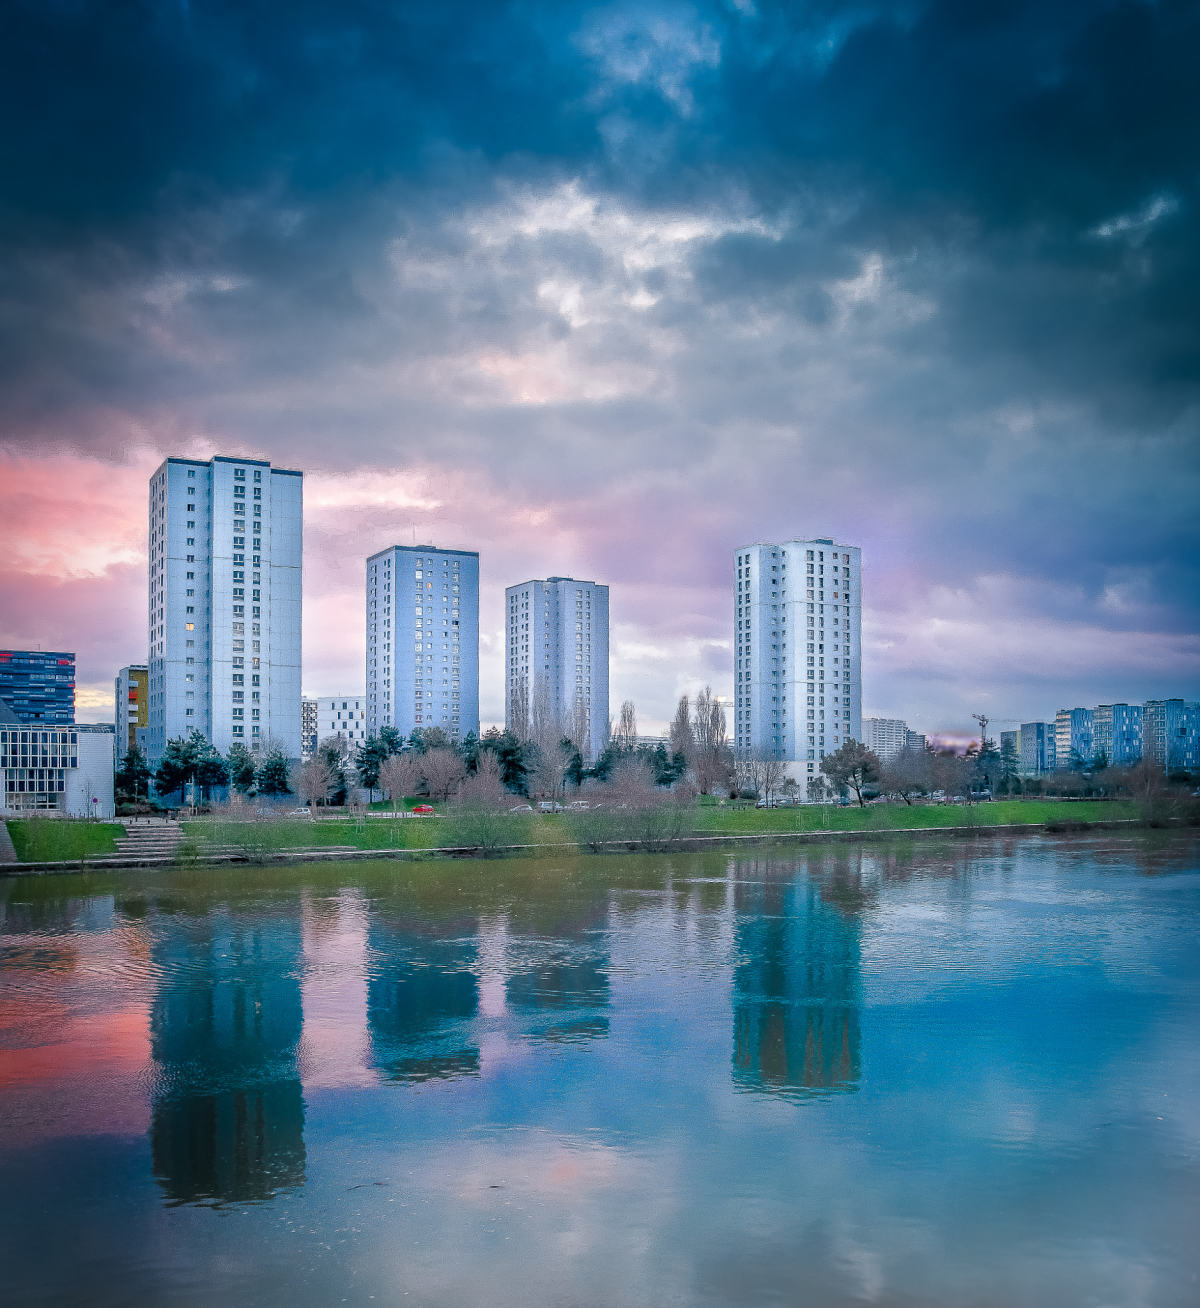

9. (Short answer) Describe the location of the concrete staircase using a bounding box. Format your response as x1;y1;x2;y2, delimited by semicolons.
112;821;185;860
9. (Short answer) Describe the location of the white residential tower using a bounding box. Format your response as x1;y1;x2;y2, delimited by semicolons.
505;577;610;760
146;456;302;761
734;538;862;796
366;545;479;742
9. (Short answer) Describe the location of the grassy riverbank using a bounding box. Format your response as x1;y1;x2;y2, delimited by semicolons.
178;798;1137;857
6;819;126;862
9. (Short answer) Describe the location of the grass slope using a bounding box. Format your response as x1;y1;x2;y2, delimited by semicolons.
7;819;126;862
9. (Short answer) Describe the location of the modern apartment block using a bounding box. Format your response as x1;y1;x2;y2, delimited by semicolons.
114;664;148;755
146;456;303;762
863;717;908;762
0;714;115;818
301;696;318;759
1092;702;1142;766
1000;729;1020;760
0;650;75;724
317;695;367;749
734;538;862;795
504;577;610;761
366;545;479;742
1142;699;1200;772
1054;707;1093;769
905;729;928;754
1018;721;1056;775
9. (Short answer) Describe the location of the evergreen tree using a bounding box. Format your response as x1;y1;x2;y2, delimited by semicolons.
820;740;882;807
377;724;403;756
481;727;529;793
998;736;1021;795
355;733;388;799
226;742;258;795
256;748;292;796
115;743;151;802
153;734;198;801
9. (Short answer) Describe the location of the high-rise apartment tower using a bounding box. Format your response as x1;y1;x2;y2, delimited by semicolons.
734;538;862;796
366;545;479;742
504;577;610;761
146;456;302;761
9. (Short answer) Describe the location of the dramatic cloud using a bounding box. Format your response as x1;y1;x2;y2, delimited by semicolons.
1;0;1197;733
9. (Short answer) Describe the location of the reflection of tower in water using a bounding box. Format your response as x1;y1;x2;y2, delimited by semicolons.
148;908;306;1205
367;915;481;1083
732;856;863;1098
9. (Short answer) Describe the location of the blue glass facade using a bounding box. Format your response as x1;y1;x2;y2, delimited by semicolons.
0;650;75;724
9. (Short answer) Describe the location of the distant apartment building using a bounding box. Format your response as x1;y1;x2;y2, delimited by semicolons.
366;545;479;742
1092;702;1142;766
863;717;908;762
318;696;367;749
114;664;148;756
504;577;610;761
146;456;303;762
1142;699;1200;772
0;712;115;818
1000;729;1020;761
1018;721;1056;775
905;729;928;754
734;538;862;796
0;650;75;724
301;697;318;760
1055;707;1093;769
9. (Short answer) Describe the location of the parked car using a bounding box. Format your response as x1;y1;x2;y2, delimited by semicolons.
412;804;435;815
284;808;313;819
508;803;534;813
537;800;564;813
755;798;777;809
568;800;591;811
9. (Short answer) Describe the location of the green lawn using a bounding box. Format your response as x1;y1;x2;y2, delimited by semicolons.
688;797;1138;836
7;819;126;862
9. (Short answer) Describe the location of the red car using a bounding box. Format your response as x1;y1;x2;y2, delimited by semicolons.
412;804;435;815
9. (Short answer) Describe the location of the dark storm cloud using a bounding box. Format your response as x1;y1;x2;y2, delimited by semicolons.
1;0;1197;723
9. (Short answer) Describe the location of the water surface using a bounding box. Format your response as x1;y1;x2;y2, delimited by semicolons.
2;832;1198;1306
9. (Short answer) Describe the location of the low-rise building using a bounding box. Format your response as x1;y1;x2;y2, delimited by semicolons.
1142;699;1200;773
1018;721;1056;775
0;713;115;818
318;696;368;749
0;649;75;724
1092;703;1142;766
1055;707;1093;769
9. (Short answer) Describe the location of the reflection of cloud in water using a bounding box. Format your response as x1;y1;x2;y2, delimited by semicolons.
298;888;377;1091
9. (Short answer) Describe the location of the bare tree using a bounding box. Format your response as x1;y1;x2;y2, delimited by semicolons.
508;672;530;742
296;756;335;808
614;699;638;752
733;750;788;804
421;748;466;802
879;750;930;805
669;694;694;764
380;752;421;812
569;693;592;764
693;685;731;794
457;749;506;806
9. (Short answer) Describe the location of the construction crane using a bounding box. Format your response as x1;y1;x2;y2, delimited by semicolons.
972;713;989;747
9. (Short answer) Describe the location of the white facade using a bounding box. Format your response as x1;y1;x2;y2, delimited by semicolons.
734;538;862;797
366;545;479;742
505;577;610;761
863;717;908;761
318;696;367;747
147;456;302;762
0;723;114;818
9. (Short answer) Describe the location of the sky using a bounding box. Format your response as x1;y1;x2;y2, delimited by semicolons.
0;0;1197;737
